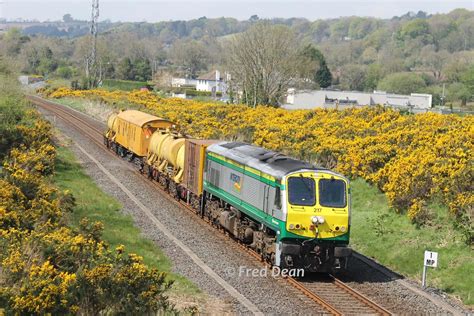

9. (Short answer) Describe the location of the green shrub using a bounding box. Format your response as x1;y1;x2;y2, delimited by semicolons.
102;79;151;91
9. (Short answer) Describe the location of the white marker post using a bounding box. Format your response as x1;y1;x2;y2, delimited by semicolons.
422;250;438;288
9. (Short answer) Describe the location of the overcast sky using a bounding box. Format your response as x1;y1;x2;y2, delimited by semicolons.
1;0;472;22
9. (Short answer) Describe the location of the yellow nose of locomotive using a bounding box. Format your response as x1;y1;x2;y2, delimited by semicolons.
285;172;350;239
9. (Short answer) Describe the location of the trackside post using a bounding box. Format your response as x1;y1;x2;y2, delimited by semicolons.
422;250;438;288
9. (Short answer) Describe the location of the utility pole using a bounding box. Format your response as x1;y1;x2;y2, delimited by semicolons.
85;0;100;88
441;83;445;107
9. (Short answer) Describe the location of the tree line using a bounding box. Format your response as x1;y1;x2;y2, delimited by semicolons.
1;9;473;106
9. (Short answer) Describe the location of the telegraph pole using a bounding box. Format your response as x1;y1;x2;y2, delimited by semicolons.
85;0;100;88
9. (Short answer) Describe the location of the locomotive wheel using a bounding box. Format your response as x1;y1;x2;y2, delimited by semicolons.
158;174;168;189
146;165;153;179
169;181;179;200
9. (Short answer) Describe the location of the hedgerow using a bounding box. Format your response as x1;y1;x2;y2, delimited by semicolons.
43;88;473;243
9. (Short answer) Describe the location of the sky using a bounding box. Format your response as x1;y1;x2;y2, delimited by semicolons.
1;0;473;22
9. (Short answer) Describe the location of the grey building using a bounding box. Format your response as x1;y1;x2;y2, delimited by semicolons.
284;89;432;110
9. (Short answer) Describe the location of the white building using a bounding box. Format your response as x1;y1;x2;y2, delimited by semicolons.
285;89;432;110
171;77;197;88
196;70;227;93
18;75;44;85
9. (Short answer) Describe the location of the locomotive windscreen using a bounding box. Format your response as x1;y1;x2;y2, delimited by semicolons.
319;179;346;208
288;177;316;206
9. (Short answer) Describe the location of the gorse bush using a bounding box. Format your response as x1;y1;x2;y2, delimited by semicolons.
44;88;474;242
1;81;175;314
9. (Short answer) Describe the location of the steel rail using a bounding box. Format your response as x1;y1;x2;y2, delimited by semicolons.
30;95;392;316
286;277;343;315
331;275;392;315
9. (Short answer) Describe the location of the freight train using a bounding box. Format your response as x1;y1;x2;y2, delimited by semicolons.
104;109;352;272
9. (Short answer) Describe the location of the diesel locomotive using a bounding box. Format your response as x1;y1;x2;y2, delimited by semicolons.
104;109;352;272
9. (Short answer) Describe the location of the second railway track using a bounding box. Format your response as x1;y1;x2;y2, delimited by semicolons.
29;95;392;316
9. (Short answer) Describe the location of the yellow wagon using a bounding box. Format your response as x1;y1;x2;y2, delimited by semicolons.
105;110;174;157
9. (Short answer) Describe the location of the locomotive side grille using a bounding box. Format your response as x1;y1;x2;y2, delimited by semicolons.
210;168;220;187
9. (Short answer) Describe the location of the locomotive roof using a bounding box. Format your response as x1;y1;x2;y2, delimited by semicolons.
207;142;325;180
117;110;173;128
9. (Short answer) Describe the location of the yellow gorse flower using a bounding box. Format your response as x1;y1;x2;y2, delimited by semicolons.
1;104;173;314
43;87;473;221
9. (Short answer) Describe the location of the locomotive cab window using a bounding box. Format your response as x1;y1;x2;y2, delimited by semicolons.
319;179;346;208
288;177;316;206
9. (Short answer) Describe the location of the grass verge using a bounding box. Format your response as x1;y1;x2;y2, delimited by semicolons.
53;145;201;297
53;97;87;112
350;178;473;306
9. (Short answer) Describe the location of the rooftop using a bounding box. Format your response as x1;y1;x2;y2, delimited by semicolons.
117;110;173;127
197;70;223;81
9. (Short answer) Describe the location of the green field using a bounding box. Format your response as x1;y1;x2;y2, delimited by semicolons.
350;178;473;306
53;145;201;298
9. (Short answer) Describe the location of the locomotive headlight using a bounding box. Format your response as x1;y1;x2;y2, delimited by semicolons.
312;216;325;225
340;226;347;232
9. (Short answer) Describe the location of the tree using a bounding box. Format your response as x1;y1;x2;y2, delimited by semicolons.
339;64;367;91
442;58;470;83
447;83;470;106
316;61;332;88
170;39;209;77
25;47;41;73
56;66;73;79
249;15;259;22
361;47;378;64
23;46;57;75
400;19;431;39
377;72;427;95
227;22;301;106
298;45;332;88
133;58;152;81
421;48;449;81
330;19;350;40
348;17;376;39
2;28;30;56
364;64;385;91
63;14;74;23
117;58;134;80
309;20;330;42
460;65;474;101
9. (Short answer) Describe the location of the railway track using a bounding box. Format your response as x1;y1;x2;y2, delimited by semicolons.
288;275;392;315
29;95;392;316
